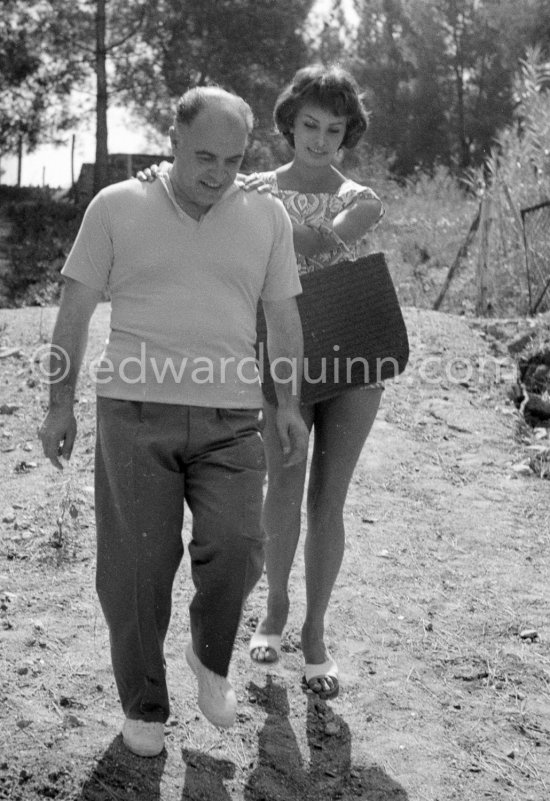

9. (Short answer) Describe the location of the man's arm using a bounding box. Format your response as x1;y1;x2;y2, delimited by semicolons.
38;277;102;470
262;296;309;467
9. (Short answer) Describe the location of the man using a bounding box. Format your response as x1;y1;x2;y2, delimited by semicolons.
39;87;308;758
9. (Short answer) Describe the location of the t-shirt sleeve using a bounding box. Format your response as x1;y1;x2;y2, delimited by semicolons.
260;197;302;301
61;193;113;292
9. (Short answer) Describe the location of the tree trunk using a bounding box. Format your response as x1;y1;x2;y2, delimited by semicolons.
17;135;23;187
71;134;76;188
450;4;469;169
94;0;109;195
454;63;469;168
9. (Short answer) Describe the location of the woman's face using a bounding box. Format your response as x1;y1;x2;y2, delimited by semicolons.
291;103;347;166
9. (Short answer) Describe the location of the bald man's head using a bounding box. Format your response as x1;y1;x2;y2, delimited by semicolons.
174;87;254;134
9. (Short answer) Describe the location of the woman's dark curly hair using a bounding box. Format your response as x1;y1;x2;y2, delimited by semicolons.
274;65;368;150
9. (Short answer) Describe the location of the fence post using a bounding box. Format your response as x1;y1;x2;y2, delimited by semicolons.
475;195;493;316
433;201;482;311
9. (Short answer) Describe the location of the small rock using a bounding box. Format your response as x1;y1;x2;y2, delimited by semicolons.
14;461;38;473
19;768;33;782
63;713;84;728
2;512;15;524
508;332;536;355
510;462;532;476
519;629;538;641
325;721;340;735
0;347;22;360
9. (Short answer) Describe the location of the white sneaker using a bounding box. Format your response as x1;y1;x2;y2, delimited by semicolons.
122;718;164;757
185;642;237;728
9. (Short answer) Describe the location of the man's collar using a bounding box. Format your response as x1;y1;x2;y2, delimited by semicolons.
158;172;240;218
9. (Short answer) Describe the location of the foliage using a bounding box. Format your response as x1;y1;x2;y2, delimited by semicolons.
118;0;313;139
4;0;550;182
1;192;84;307
0;0;80;158
357;47;550;318
44;0;151;193
364;163;481;311
457;46;550;314
314;0;550;175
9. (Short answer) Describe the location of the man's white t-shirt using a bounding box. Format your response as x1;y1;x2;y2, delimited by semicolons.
62;175;301;408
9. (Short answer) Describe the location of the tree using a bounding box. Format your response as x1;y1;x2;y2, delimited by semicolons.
348;0;549;175
46;0;148;194
0;1;79;183
117;0;313;156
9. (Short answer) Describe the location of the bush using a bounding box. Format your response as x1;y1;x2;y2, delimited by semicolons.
1;191;84;307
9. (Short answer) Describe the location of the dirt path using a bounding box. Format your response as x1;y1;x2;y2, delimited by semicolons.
0;304;549;801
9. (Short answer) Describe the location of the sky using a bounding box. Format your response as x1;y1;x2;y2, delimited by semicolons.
0;0;356;188
1;107;168;188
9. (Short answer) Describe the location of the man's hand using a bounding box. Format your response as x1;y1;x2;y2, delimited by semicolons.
275;404;309;467
38;405;77;470
36;278;101;470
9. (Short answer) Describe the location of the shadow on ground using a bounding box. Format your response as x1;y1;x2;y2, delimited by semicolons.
242;676;409;801
74;681;408;800
76;736;166;800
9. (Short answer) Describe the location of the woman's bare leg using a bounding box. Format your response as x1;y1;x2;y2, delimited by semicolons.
302;387;382;692
250;401;314;662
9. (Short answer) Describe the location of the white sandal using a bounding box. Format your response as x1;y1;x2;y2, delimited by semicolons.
249;629;282;664
302;655;339;699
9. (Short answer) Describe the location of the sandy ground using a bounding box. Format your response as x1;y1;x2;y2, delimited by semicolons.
1;303;549;801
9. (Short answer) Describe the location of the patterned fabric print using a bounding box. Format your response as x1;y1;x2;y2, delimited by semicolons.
257;172;383;274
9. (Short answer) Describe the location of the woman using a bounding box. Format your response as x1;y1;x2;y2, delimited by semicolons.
138;65;384;699
246;66;383;700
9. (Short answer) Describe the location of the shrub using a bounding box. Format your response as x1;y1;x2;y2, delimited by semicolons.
2;191;84;307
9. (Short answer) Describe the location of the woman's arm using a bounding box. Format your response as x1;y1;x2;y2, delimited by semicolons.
291;196;383;258
332;197;383;242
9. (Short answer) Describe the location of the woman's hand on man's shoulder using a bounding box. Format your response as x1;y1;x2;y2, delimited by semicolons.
135;161;172;182
237;172;273;194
